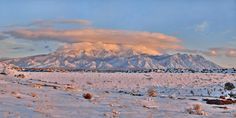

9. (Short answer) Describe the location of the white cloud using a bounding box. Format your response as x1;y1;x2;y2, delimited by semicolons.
195;21;208;32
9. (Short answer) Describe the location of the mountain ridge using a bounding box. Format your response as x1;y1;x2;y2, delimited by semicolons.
1;49;222;70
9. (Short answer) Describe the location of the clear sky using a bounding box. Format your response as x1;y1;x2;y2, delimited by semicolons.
0;0;236;67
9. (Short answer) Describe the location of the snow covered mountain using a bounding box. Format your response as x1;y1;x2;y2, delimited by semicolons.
2;49;222;70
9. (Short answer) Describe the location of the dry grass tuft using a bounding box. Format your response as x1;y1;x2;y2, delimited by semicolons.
104;109;120;118
186;104;207;116
234;113;236;117
64;84;78;91
31;92;37;98
193;104;201;111
32;83;43;89
112;109;120;117
14;74;26;79
147;87;157;97
86;81;93;85
11;91;21;99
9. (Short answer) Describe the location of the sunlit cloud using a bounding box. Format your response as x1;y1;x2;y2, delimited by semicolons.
181;47;236;58
225;49;236;57
29;19;92;27
0;19;91;29
4;28;183;55
207;48;236;57
57;42;162;55
203;48;219;57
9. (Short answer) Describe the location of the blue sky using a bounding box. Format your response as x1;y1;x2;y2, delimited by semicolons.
0;0;236;67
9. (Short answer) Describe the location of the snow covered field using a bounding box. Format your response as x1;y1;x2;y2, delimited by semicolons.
0;65;236;117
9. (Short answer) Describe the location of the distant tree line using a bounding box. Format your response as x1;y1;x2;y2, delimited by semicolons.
12;66;236;73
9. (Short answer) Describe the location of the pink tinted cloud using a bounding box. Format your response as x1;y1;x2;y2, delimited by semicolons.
30;19;91;27
181;48;236;58
4;28;183;55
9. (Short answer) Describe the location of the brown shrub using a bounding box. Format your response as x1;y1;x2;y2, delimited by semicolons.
83;93;93;100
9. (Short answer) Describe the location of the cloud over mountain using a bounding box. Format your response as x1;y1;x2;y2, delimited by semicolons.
4;28;183;55
57;42;162;55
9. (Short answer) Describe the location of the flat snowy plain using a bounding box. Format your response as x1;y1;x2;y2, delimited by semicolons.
0;64;236;118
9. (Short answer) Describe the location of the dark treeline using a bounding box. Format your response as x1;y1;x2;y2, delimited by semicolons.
12;67;236;73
